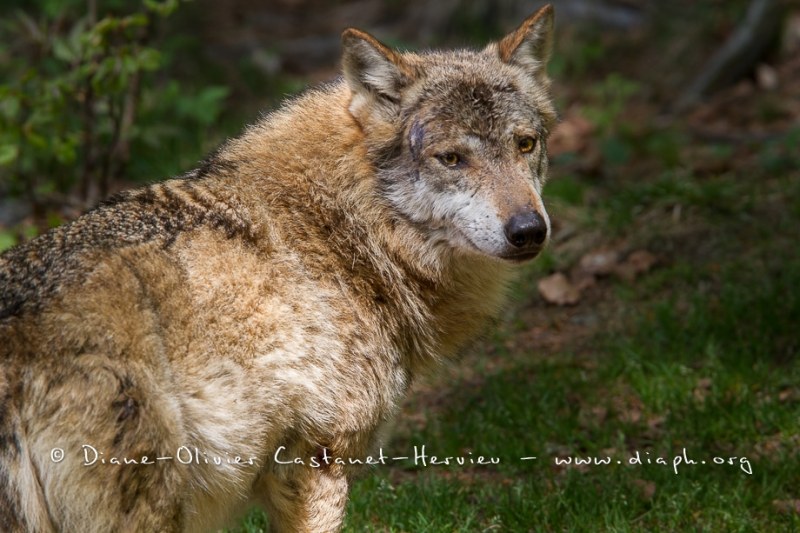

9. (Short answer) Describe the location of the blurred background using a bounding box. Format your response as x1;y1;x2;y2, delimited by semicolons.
0;0;797;225
1;0;798;530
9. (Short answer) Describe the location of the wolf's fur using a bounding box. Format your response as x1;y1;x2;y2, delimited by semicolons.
0;6;556;532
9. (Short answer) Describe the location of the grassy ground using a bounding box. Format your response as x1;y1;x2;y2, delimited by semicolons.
230;112;800;531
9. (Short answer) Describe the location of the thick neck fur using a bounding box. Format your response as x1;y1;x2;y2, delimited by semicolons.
214;80;514;371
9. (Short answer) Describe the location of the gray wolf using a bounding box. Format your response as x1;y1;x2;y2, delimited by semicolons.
0;5;556;531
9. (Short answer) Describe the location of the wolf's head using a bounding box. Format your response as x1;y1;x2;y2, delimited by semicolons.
342;5;556;263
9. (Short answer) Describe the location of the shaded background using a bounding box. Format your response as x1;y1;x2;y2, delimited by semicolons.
1;0;796;222
1;0;798;530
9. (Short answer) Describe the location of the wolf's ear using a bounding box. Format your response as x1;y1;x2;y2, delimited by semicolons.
496;4;554;83
342;28;410;104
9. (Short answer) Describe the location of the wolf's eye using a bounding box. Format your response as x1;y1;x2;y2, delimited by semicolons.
518;137;536;153
437;153;461;167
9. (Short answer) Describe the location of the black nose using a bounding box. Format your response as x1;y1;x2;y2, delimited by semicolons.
504;211;548;248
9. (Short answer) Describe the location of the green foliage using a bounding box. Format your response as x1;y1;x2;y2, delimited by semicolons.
544;173;586;206
583;73;641;136
642;128;685;169
549;33;605;80
127;81;229;180
759;127;800;174
0;0;228;206
604;171;742;231
0;230;17;252
229;507;270;533
582;73;642;167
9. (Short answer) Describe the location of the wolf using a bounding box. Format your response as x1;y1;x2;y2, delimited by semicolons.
0;5;556;532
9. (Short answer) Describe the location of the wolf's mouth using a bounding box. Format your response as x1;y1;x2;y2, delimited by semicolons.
454;229;542;263
500;249;542;263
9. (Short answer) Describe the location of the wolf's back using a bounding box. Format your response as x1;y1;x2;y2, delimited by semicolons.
0;176;252;322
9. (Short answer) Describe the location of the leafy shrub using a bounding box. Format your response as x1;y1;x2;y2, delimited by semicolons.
0;0;228;209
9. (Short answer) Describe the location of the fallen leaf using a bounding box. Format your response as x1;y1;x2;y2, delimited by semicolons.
614;250;658;281
773;500;800;514
647;415;667;429
693;377;713;403
579;405;608;428
619;407;642;424
627;250;658;273
778;388;796;402
537;273;581;306
642;414;667;439
753;432;800;459
611;384;644;424
579;248;620;276
632;479;657;501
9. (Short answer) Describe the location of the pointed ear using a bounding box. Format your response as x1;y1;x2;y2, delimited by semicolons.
341;28;410;103
497;5;554;82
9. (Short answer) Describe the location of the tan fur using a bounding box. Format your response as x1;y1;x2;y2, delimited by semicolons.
0;6;556;532
499;5;554;66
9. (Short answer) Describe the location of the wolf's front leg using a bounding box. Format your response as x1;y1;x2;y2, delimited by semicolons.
260;459;349;533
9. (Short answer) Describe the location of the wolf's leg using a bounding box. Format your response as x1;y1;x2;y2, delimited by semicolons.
0;410;55;533
23;353;188;532
260;461;349;533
